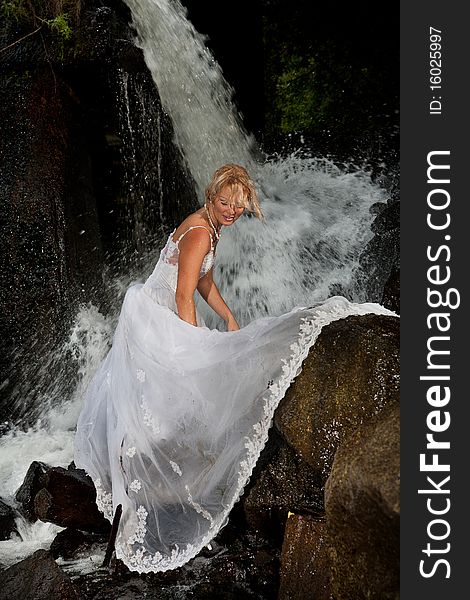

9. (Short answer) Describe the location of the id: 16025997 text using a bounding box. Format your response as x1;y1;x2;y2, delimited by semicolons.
429;27;442;115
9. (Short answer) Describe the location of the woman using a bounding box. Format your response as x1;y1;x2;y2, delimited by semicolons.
74;163;392;573
166;163;262;331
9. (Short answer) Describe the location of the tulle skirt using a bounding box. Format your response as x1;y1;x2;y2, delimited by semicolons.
73;285;394;572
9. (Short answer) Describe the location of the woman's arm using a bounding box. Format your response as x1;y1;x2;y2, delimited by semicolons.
175;229;211;326
197;269;240;331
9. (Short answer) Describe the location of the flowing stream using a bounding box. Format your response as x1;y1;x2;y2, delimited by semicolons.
0;0;390;568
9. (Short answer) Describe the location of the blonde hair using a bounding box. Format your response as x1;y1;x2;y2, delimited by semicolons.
205;164;263;219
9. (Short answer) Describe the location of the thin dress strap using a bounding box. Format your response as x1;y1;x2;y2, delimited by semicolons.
174;225;214;251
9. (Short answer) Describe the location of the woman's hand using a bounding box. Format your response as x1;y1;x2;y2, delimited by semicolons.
226;315;240;332
198;269;240;331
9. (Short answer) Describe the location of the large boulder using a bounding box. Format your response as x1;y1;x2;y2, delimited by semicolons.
0;499;18;541
15;461;110;532
0;549;82;600
242;432;323;542
325;401;400;600
358;200;400;304
33;465;111;533
50;527;108;560
15;461;49;521
278;514;332;600
274;314;399;483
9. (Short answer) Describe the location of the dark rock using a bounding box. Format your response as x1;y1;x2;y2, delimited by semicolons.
278;515;332;600
369;201;389;216
247;547;280;596
188;583;260;599
0;549;82;600
274;314;399;483
69;529;279;599
371;200;400;234
325;402;400;600
33;466;111;533
50;527;108;560
0;1;198;424
50;527;87;560
0;499;18;540
0;64;105;424
382;263;400;314
15;461;49;521
243;436;323;543
15;461;110;532
214;502;249;547
185;538;279;599
358;200;400;304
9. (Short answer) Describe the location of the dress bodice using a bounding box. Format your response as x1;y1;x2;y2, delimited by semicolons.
144;226;216;295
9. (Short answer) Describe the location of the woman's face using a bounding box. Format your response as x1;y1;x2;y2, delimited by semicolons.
211;186;245;227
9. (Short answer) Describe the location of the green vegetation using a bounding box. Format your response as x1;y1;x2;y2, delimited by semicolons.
261;0;399;156
270;42;385;135
2;0;29;21
44;12;73;41
1;0;80;56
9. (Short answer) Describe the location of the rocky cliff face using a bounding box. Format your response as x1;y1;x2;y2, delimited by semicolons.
0;1;197;421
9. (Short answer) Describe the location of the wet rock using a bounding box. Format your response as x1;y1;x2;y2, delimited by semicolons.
183;532;279;598
70;529;279;600
15;460;49;521
242;433;323;543
370;200;400;234
0;1;198;423
382;263;400;314
278;515;332;600
0;499;18;540
33;466;111;533
0;63;104;423
0;549;82;600
358;201;400;303
274;314;399;483
50;527;108;560
325;402;399;600
15;461;109;532
50;527;88;560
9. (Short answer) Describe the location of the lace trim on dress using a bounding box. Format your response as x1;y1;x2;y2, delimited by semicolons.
128;506;148;545
158;226;216;280
104;300;395;573
140;396;161;434
185;485;214;527
116;538;197;573
170;460;182;476
129;479;142;493
94;478;114;521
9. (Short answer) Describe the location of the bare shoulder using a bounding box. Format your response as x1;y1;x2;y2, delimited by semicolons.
173;210;211;251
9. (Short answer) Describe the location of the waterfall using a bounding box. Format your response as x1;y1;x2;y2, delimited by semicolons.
123;0;258;197
117;69;165;248
0;0;390;567
123;0;387;326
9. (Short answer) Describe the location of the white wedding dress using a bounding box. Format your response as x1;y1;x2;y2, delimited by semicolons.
74;225;394;573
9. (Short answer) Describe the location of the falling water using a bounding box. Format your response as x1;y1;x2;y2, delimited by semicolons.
123;0;258;196
0;0;391;567
117;69;165;248
123;0;387;326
